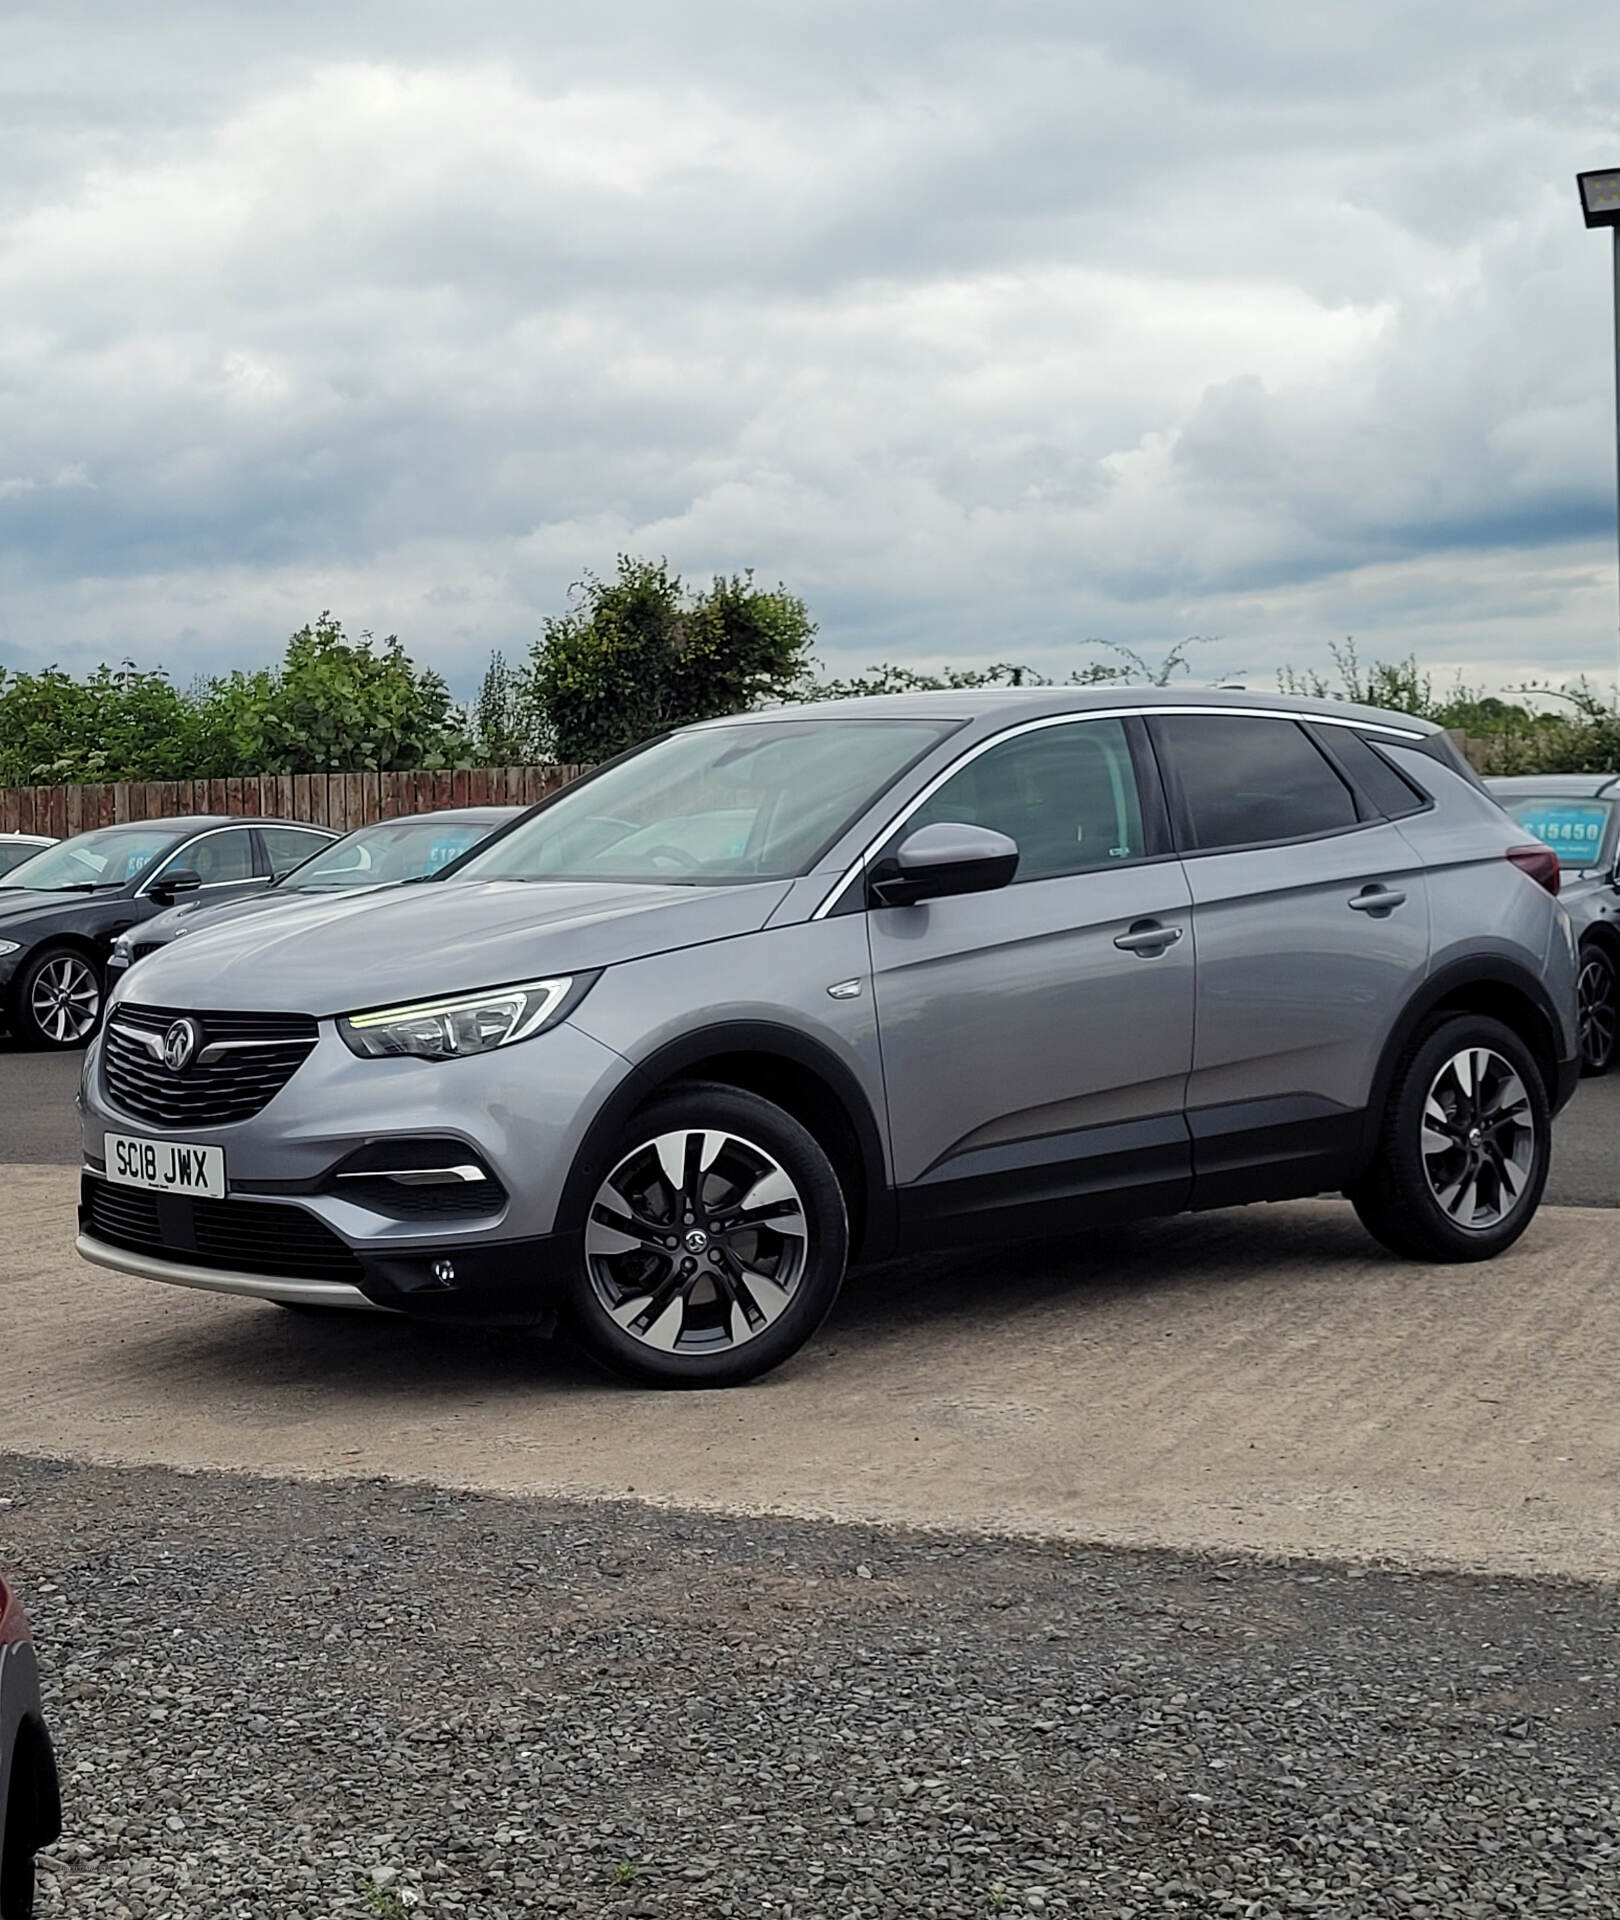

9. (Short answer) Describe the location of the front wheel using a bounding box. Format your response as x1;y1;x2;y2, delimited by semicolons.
565;1083;849;1387
11;945;103;1049
1577;942;1618;1076
1350;1014;1550;1262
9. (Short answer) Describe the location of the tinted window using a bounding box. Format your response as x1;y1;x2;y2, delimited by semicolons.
1156;715;1358;851
260;826;332;878
155;829;255;886
906;718;1148;882
1319;726;1429;819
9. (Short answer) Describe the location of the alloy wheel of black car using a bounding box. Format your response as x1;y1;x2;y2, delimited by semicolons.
12;944;102;1049
1577;942;1618;1076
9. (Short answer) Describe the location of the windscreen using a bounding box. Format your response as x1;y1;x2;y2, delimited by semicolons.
1499;796;1615;870
1;825;178;890
456;719;954;884
287;818;499;889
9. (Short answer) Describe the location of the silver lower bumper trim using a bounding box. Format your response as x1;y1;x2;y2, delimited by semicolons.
76;1232;386;1312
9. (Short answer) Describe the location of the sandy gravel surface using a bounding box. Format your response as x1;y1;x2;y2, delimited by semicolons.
6;1167;1619;1579
7;1453;1619;1920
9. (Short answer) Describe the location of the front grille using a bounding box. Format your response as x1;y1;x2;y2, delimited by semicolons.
83;1178;363;1283
128;941;162;962
103;1004;318;1127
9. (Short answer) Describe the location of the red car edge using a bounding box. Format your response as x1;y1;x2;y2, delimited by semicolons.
0;1574;60;1920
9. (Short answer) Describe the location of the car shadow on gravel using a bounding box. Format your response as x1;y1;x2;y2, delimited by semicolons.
91;1196;1388;1404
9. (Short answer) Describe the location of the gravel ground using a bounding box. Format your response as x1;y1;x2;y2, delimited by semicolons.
3;1454;1618;1920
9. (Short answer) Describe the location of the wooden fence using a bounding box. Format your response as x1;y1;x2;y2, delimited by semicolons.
0;766;590;840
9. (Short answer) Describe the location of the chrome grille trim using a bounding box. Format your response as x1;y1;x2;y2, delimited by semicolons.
102;1003;319;1128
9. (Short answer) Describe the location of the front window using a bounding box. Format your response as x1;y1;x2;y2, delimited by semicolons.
455;719;955;885
1499;796;1615;871
286;818;503;889
903;718;1149;882
1;825;179;891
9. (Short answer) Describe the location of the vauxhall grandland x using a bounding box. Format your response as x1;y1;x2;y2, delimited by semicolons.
77;689;1579;1386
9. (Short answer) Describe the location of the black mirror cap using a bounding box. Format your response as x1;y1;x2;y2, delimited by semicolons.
869;821;1019;908
150;867;203;900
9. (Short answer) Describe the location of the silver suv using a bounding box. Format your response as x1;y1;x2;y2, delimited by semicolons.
77;689;1580;1386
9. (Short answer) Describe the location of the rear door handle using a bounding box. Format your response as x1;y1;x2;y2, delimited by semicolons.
1114;920;1184;954
1347;885;1407;914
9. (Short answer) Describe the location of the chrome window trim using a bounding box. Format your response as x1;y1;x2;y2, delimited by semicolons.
809;704;1427;920
135;825;262;897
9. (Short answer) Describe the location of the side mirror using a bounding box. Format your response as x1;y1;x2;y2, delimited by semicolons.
869;822;1019;908
149;867;202;903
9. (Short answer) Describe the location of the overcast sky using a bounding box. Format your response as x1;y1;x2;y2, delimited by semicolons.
6;1;1620;697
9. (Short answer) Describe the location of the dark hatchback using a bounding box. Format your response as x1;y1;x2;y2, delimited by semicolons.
0;817;334;1049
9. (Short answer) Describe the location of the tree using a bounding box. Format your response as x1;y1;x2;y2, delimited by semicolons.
0;662;211;785
469;650;542;766
527;558;817;763
198;614;471;774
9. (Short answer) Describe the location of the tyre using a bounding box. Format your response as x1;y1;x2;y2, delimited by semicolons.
1577;941;1618;1076
565;1082;849;1387
10;945;103;1049
1350;1014;1550;1262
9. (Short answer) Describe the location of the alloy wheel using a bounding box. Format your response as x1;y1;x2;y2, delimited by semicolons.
1578;947;1617;1071
30;955;100;1044
1419;1046;1536;1231
585;1127;809;1355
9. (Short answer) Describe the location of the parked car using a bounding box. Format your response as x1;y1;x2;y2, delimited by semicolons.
77;689;1579;1386
0;838;56;883
1;1572;60;1920
0;817;334;1048
108;808;522;980
1488;774;1620;1074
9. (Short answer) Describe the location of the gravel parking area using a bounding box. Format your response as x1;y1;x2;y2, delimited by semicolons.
5;1453;1618;1920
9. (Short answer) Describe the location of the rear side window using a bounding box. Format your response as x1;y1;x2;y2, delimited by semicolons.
1317;726;1430;819
1154;715;1358;852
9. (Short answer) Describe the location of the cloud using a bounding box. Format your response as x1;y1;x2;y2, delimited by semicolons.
4;0;1620;695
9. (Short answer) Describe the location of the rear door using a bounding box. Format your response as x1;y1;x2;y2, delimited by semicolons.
866;713;1197;1245
1147;712;1431;1205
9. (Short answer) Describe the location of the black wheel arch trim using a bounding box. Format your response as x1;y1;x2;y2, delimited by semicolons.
558;1021;896;1260
1360;956;1576;1169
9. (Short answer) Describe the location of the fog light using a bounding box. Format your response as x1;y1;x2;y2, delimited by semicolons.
432;1259;456;1285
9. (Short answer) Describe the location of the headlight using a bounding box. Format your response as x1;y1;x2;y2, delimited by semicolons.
0;940;19;957
337;975;588;1061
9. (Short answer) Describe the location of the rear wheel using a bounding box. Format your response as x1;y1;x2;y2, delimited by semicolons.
10;945;102;1049
1577;942;1618;1076
1350;1014;1550;1262
565;1083;849;1387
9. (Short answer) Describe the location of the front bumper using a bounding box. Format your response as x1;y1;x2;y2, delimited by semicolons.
76;1214;582;1323
78;1012;632;1323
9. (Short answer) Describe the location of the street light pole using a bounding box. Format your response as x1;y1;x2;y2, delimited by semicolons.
1577;170;1620;709
1612;222;1620;711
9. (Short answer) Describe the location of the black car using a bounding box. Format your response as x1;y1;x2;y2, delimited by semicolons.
0;816;335;1049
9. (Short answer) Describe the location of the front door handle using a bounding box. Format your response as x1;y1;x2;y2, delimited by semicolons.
1114;920;1184;955
1347;885;1407;914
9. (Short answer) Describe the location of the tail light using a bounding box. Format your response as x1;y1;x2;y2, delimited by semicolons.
1506;843;1561;895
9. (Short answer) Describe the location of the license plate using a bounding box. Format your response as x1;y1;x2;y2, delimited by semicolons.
105;1133;225;1199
